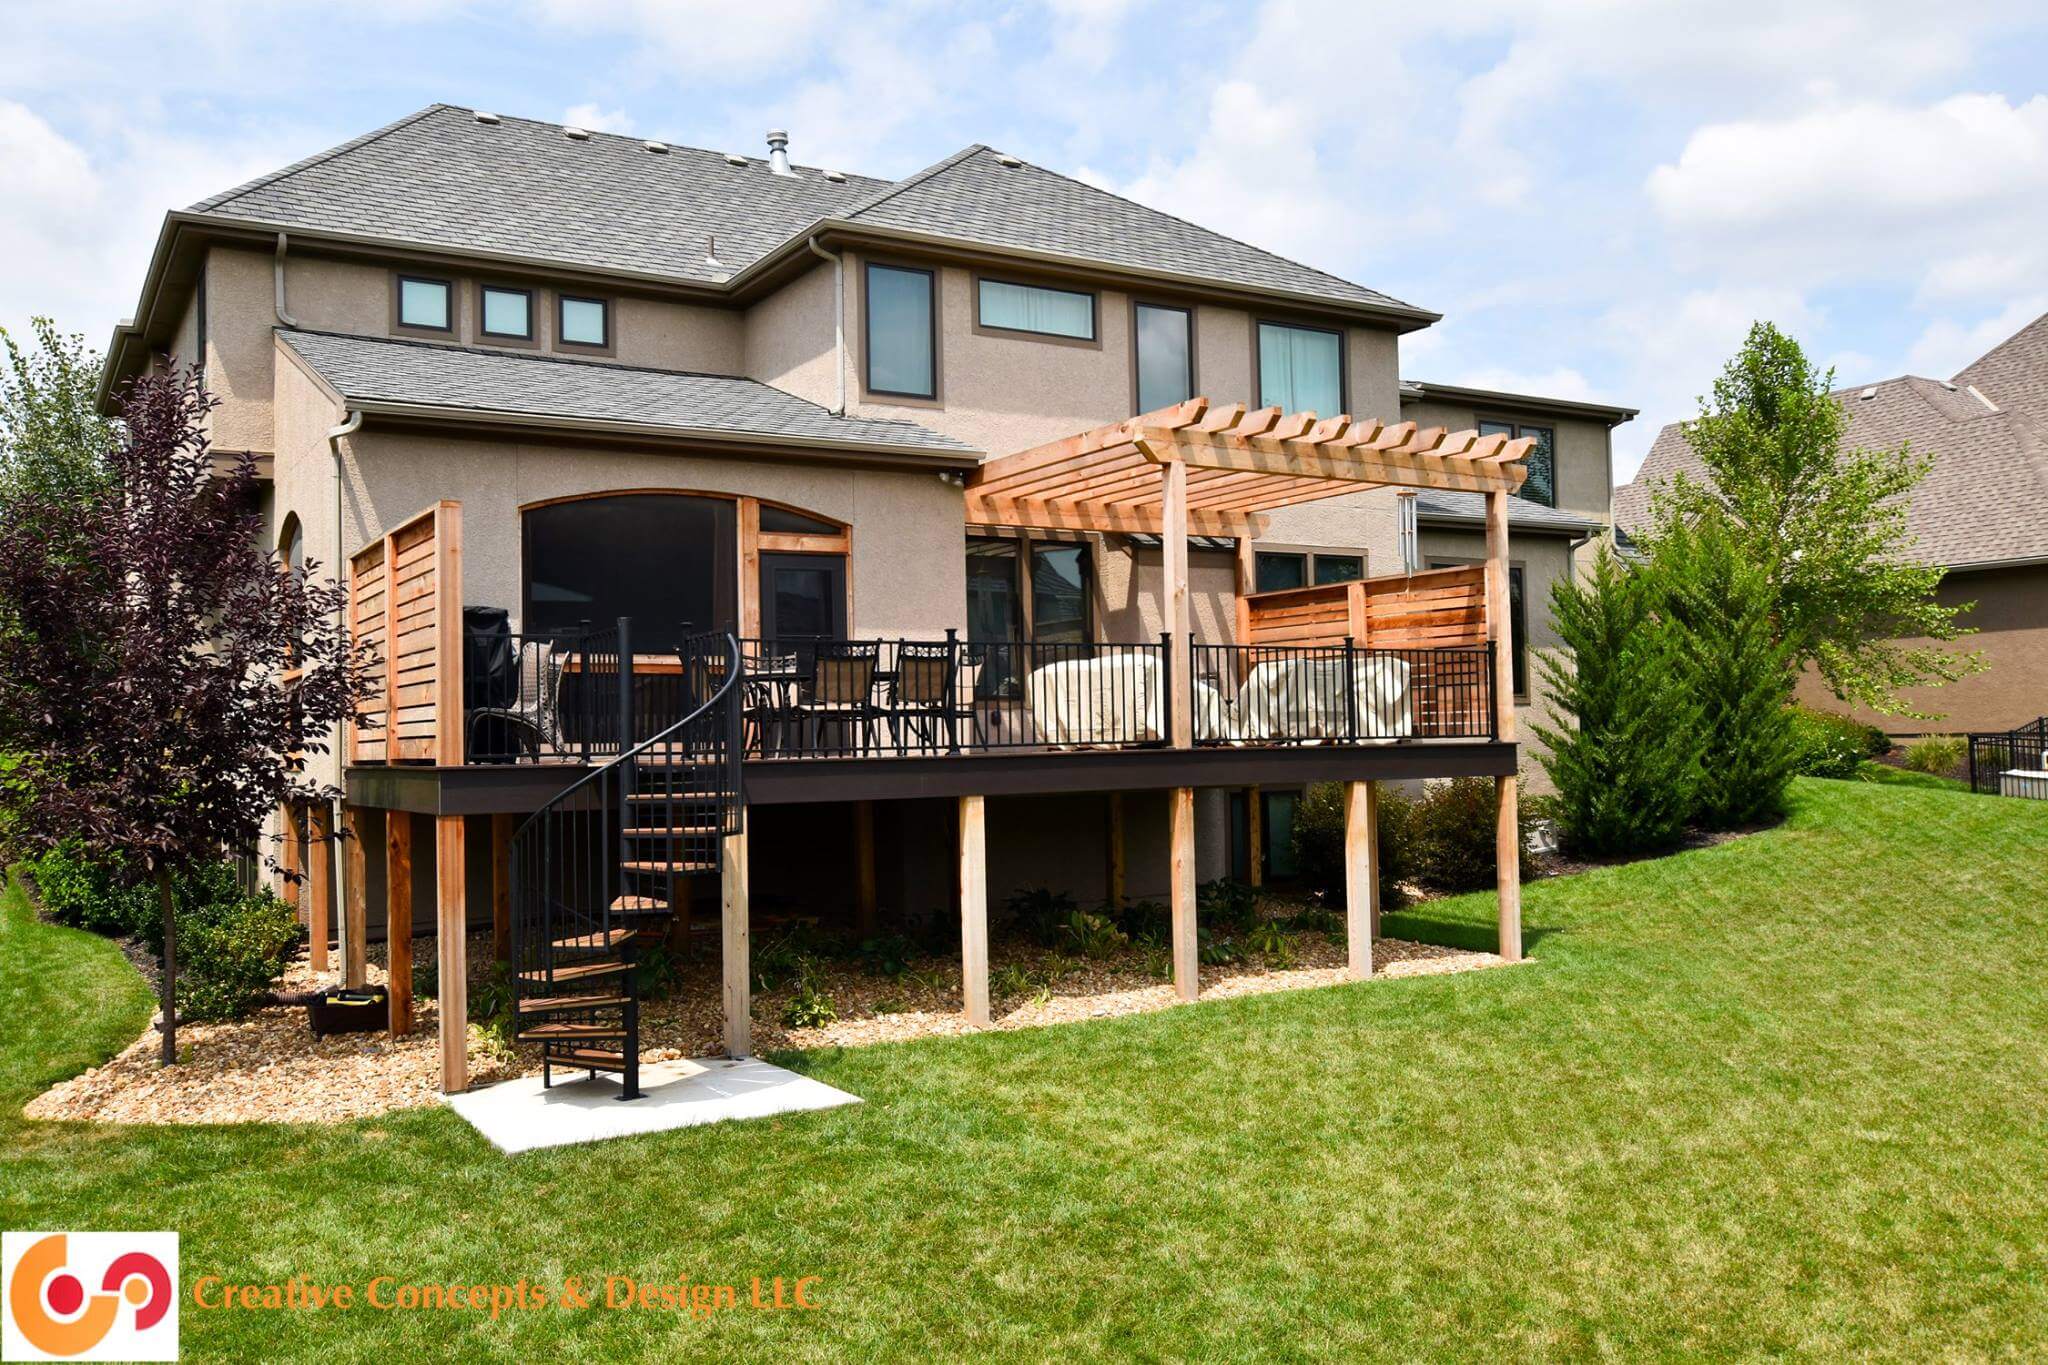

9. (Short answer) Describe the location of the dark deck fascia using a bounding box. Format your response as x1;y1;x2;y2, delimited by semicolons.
347;742;1517;816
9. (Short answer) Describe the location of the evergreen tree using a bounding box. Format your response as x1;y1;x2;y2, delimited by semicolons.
1532;545;1700;856
1645;508;1800;828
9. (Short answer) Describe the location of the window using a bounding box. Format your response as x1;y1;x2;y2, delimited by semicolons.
758;504;842;536
397;276;452;332
865;263;935;398
1312;554;1363;585
1257;321;1342;414
1134;303;1192;413
1432;559;1527;698
1029;542;1091;644
480;286;533;340
523;494;736;636
1254;552;1305;593
976;278;1095;340
760;554;846;639
1255;549;1363;592
1479;419;1556;507
558;295;610;349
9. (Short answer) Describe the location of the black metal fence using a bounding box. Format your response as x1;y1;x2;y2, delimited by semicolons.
1967;716;2048;794
1191;641;1497;744
460;617;1501;764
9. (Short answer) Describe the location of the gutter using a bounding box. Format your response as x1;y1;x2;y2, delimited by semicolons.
806;234;846;414
275;233;299;328
323;407;362;944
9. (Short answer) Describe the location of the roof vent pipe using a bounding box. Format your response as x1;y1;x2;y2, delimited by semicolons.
767;129;795;177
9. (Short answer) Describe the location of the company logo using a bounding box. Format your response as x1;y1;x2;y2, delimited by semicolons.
2;1233;177;1361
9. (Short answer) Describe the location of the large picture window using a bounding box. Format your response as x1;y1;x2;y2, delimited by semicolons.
1478;419;1556;507
1134;303;1192;413
523;494;735;637
1257;321;1343;414
865;263;936;398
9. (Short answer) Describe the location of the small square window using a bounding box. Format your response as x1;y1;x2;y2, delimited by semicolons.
397;277;451;332
481;286;532;340
1254;552;1306;593
559;295;609;349
1312;554;1363;585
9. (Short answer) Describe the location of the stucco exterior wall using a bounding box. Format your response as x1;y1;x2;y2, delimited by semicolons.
1791;563;2048;735
186;246;279;456
1097;544;1240;644
742;259;839;405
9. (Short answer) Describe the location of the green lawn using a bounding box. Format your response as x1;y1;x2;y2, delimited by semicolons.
5;778;2048;1360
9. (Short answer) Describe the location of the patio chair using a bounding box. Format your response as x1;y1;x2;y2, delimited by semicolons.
740;644;803;754
466;636;569;761
793;641;880;756
884;640;960;755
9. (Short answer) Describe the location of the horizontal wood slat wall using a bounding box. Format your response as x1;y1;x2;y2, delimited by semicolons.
347;500;463;766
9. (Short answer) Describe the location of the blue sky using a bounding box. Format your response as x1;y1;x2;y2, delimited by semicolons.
3;0;2044;480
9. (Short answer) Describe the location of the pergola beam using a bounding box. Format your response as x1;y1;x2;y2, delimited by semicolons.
965;497;1268;538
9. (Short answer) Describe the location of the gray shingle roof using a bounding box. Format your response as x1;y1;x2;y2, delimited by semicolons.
839;146;1427;316
195;106;891;286
189;104;1425;317
1413;490;1605;534
1615;347;2048;567
1954;311;2048;432
277;329;976;457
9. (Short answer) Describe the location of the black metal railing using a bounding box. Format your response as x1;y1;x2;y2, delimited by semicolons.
464;619;696;764
1967;716;2048;794
1191;641;1496;744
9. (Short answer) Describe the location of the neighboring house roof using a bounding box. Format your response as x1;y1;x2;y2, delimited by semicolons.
1615;326;2048;569
184;104;1429;323
1412;489;1606;536
1400;380;1638;425
276;329;977;461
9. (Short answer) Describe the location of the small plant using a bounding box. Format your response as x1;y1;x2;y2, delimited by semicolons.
991;962;1037;998
470;963;517;1049
872;996;906;1015
1904;734;1964;776
1040;951;1081;981
855;933;917;979
1244;919;1290;957
1111;897;1168;942
1058;909;1129;959
411;956;438;1003
753;930;807;993
1286;902;1342;936
1003;887;1078;946
634;943;681;1001
1197;929;1239;966
1789;706;1886;780
1198;878;1259;934
779;958;838;1029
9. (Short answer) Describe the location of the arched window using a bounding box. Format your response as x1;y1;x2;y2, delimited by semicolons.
522;494;738;637
278;513;304;577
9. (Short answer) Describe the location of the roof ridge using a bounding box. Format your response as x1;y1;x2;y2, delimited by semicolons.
479;107;892;184
191;104;450;213
837;144;991;222
929;147;1425;315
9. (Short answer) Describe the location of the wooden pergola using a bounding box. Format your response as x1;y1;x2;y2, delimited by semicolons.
965;397;1535;990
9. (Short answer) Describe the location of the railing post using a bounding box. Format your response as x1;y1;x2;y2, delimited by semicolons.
945;628;962;755
616;616;635;752
1343;635;1359;742
1158;632;1173;747
1487;642;1499;742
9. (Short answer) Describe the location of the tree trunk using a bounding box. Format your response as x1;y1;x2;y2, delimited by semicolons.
157;867;177;1066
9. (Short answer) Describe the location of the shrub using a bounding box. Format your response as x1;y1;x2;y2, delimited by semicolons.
855;933;917;979
1197;878;1259;934
1407;777;1536;893
471;963;517;1048
1534;545;1702;856
779;958;837;1028
1291;782;1415;906
1243;919;1289;957
633;944;681;1001
1111;897;1168;944
1904;734;1965;776
1002;887;1077;946
27;841;149;936
1058;909;1128;959
1787;707;1875;779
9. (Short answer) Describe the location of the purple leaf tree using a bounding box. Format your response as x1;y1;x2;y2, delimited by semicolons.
0;364;370;1063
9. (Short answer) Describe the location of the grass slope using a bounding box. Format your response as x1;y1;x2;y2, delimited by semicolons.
4;778;2047;1360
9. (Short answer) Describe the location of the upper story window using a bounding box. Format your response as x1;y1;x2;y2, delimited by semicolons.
480;285;534;341
558;294;611;350
1134;303;1192;413
865;263;936;399
1257;321;1343;415
1479;419;1556;507
396;276;453;333
1253;549;1364;593
976;278;1095;341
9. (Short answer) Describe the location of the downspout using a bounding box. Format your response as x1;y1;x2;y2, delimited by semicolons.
324;408;361;970
274;232;299;329
806;234;845;414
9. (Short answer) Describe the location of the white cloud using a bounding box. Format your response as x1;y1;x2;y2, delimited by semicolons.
1905;295;2048;378
562;103;634;135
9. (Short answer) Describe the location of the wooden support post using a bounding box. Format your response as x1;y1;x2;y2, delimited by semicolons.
280;803;302;913
1170;786;1197;1001
386;813;414;1035
1233;532;1255;645
1105;792;1126;906
435;814;468;1094
1247;785;1264;888
341;805;368;988
958;795;990;1026
490;813;513;966
1162;457;1193;749
307;802;332;974
854;800;877;935
1486;489;1524;964
722;828;750;1058
1344;781;1379;979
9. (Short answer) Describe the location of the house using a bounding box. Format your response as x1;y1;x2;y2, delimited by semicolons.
1616;310;2048;735
100;105;1626;1094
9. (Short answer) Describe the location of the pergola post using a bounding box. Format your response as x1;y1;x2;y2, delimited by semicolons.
959;795;990;1025
1170;786;1198;1001
435;813;468;1094
722;827;750;1058
1485;489;1523;963
1162;456;1193;749
1344;781;1378;978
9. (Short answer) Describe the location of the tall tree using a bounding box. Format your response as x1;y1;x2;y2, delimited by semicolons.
0;317;115;505
0;364;368;1064
1657;321;1978;716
